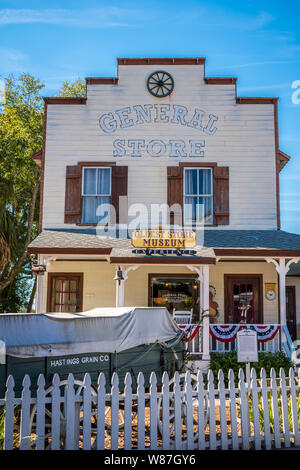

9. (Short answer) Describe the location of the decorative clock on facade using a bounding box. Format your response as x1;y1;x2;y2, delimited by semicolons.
265;289;276;301
147;71;174;97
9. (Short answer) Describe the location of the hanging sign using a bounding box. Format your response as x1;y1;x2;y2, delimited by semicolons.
237;329;258;363
131;229;196;249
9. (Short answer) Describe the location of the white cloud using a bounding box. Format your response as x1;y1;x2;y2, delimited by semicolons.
0;7;145;28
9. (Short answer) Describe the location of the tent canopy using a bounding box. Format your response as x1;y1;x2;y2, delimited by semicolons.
0;307;184;357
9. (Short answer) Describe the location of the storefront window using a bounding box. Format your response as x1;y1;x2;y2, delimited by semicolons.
150;275;199;320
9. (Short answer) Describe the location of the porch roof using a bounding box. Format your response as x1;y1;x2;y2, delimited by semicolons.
27;228;300;259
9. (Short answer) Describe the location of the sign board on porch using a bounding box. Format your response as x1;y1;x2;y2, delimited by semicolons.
237;329;258;362
131;229;196;249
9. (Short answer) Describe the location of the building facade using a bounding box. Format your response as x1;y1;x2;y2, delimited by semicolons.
29;58;300;360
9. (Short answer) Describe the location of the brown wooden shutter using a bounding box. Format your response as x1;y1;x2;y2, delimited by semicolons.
64;165;81;224
213;166;229;225
167;166;183;226
111;166;128;224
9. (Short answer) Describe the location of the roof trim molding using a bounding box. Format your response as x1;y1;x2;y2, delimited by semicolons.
117;57;206;65
44;97;87;105
32;149;42;167
215;249;300;257
277;149;291;172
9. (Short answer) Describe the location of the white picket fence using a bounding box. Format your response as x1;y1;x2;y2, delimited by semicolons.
1;368;300;451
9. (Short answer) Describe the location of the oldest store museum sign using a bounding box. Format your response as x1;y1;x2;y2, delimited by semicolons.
131;230;196;257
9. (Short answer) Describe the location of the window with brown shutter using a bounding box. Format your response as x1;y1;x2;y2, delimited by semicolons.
64;163;128;225
213;166;229;225
167;163;229;226
64;165;81;224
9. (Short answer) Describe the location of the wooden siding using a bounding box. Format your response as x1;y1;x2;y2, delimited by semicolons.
42;64;277;230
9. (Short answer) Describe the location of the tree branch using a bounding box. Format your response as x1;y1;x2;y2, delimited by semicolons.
0;168;40;293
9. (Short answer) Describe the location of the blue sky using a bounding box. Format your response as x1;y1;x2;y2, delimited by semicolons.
1;0;300;233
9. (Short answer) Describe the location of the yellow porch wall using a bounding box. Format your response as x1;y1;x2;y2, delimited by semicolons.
43;260;279;324
210;261;278;323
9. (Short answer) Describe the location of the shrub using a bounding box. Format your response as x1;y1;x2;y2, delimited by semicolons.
209;351;294;385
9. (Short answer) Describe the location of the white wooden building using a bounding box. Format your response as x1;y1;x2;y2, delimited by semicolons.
28;57;300;362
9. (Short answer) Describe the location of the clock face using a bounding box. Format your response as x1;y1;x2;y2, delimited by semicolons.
147;71;174;97
266;289;276;301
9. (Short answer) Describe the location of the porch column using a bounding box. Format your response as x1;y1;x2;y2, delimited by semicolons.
266;257;300;327
188;265;210;361
115;265;139;307
36;273;44;314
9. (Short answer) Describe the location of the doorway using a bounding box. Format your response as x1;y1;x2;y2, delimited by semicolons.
148;274;199;321
224;275;263;324
286;286;296;341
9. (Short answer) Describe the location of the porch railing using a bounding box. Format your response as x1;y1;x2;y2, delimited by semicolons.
209;324;281;354
182;323;281;357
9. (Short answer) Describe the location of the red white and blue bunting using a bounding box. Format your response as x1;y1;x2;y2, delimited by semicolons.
179;324;201;343
209;324;280;343
247;325;280;342
209;324;241;343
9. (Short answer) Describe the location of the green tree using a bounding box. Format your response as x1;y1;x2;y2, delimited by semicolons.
0;76;85;313
0;74;44;312
59;79;86;98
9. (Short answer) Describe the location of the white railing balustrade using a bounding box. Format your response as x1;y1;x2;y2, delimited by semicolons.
1;367;300;450
209;324;281;354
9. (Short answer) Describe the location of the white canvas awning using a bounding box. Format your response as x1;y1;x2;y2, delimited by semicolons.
0;307;184;357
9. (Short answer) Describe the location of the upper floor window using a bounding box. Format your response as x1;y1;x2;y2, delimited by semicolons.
82;167;111;224
183;167;213;225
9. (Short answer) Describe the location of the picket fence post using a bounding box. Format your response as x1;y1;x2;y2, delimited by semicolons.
196;370;206;450
51;373;61;450
124;372;133;450
279;368;291;447
218;370;228;450
270;367;281;448
149;372;158;450
289;368;300;447
4;375;15;451
137;372;145;450
83;373;92;450
250;368;261;450
185;371;194;450
96;372;106;450
20;375;31;450
238;369;250;450
228;369;239;450
208;370;216;450
173;371;182;450
162;371;170;450
260;368;271;450
65;373;76;450
110;372;119;450
36;374;46;451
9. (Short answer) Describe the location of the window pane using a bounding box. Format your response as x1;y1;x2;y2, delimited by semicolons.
199;169;212;195
184;196;212;224
97;168;110;195
184;169;198;195
83;168;96;195
82;196;97;223
96;196;110;224
199;196;213;223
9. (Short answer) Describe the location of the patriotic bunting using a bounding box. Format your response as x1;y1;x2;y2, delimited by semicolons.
209;324;241;343
209;324;280;343
179;324;201;343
